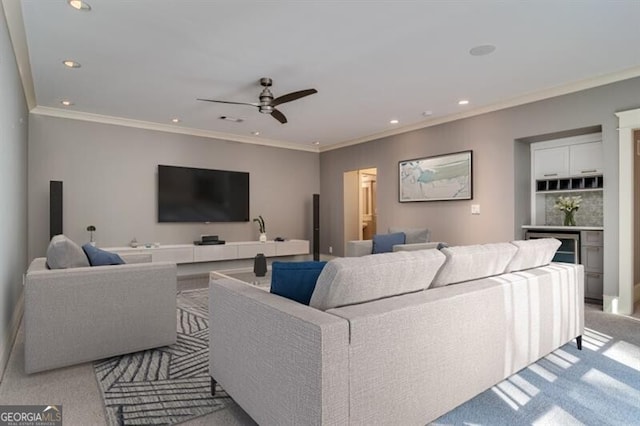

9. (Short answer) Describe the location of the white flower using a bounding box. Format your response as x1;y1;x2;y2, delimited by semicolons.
554;195;582;212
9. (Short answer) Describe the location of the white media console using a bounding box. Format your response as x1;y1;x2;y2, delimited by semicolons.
105;239;310;265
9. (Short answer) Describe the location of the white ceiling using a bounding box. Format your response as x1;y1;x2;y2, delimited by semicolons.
12;0;640;151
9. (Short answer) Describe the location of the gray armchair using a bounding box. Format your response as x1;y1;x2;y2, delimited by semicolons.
24;254;177;373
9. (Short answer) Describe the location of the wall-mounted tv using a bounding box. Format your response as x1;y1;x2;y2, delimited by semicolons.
158;165;249;223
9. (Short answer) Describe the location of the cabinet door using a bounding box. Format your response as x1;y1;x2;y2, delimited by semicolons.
585;272;603;301
533;146;569;178
569;142;603;176
581;245;603;273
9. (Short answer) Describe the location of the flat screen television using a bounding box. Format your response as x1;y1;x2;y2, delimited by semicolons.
158;165;249;223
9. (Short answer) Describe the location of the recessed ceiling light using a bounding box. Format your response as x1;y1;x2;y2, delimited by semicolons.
469;45;496;56
390;119;399;124
62;60;81;68
171;118;180;123
458;100;469;105
60;100;73;106
251;131;260;136
68;0;91;11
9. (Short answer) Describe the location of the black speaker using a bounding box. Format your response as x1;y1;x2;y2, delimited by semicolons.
50;181;63;239
313;193;320;261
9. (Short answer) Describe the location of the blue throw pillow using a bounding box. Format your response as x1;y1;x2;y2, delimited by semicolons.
270;261;327;305
82;244;125;266
372;232;406;254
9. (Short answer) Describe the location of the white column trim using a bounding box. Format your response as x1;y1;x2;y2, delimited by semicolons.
614;108;640;314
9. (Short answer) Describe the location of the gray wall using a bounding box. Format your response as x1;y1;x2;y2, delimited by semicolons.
28;115;319;259
0;4;28;377
320;76;640;301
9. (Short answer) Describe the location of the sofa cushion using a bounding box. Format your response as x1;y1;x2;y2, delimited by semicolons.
505;238;561;272
82;244;125;266
388;227;430;244
372;232;406;254
46;235;90;269
309;249;446;311
431;243;518;288
270;261;327;305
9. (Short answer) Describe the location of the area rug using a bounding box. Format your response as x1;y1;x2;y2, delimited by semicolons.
433;325;640;425
93;288;230;426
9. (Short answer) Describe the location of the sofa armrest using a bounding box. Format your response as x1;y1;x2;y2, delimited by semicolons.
24;259;177;373
392;242;446;252
209;279;349;425
346;240;373;257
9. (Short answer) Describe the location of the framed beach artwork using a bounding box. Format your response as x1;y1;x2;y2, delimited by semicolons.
398;150;473;202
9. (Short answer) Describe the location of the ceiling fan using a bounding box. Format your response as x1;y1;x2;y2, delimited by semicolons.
197;77;317;124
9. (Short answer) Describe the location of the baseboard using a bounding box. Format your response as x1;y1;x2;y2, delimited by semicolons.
0;289;24;384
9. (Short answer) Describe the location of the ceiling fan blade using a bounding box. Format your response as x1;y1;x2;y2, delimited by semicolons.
271;89;317;107
196;98;259;107
271;109;288;124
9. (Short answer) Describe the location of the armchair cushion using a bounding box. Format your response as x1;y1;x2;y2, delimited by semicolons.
372;232;406;254
270;261;327;305
46;235;90;269
82;244;125;266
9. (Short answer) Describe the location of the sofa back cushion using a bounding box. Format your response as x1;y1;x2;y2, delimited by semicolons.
270;261;327;305
505;238;561;272
46;235;90;269
388;227;430;244
309;249;446;311
431;243;518;288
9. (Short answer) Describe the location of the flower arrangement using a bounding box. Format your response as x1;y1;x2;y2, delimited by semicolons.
253;215;267;242
554;196;582;226
253;215;266;234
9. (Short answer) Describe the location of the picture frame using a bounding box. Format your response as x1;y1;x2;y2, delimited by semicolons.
398;150;473;202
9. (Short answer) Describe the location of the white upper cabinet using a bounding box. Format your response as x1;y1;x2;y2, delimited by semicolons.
531;133;602;179
569;142;603;176
533;146;570;178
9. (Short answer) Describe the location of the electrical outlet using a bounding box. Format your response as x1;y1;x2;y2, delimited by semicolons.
471;204;481;215
329;246;333;254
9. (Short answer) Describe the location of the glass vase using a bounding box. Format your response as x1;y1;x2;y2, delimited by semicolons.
564;210;576;226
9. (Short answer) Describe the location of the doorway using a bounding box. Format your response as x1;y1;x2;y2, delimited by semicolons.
343;168;377;252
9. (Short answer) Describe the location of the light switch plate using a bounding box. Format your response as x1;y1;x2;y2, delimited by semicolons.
471;204;481;215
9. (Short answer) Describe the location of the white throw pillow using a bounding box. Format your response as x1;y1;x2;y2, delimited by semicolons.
431;242;518;288
388;227;431;244
309;249;445;311
505;238;561;272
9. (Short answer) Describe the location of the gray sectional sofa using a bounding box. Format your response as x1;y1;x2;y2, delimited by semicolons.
209;239;584;425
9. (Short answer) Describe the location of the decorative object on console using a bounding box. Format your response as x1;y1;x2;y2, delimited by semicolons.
555;195;582;226
254;253;267;277
86;225;96;246
399;150;473;202
253;215;267;242
130;237;138;248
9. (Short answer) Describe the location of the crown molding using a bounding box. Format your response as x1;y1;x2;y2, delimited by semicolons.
2;0;37;110
30;106;320;153
320;65;640;153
